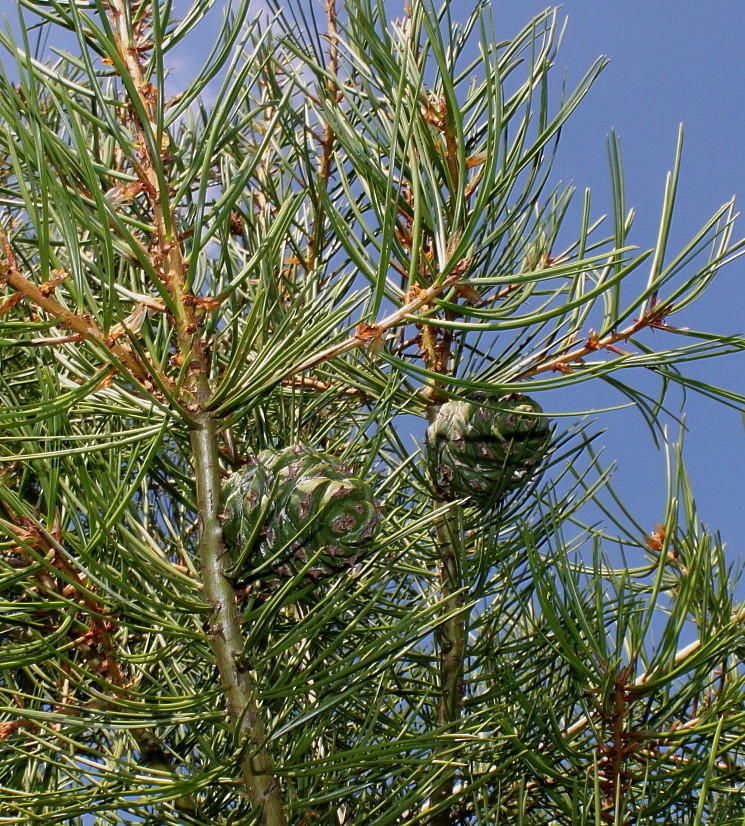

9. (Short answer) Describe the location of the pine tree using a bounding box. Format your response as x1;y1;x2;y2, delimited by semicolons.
1;2;745;824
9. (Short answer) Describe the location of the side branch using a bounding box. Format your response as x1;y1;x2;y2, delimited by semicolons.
521;300;674;378
0;228;151;383
306;0;341;271
286;273;461;378
0;513;197;813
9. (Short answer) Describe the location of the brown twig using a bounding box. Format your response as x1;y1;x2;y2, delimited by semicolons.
0;228;152;383
597;665;634;824
285;375;363;397
107;1;201;372
520;300;674;379
307;0;341;272
286;273;461;380
1;515;124;685
1;509;197;810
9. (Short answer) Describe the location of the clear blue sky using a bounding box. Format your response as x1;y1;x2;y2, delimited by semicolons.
489;1;745;555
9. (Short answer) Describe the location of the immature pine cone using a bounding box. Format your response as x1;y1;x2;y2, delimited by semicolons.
425;391;551;506
222;445;379;582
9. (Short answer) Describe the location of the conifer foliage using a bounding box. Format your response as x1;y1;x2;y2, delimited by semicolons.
1;1;745;824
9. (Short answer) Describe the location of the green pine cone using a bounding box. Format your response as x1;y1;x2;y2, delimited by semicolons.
425;391;551;506
222;445;379;582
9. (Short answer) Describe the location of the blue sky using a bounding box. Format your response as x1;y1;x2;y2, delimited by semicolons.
491;1;745;553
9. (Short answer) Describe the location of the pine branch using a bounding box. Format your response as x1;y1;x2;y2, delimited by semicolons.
519;297;676;379
421;290;466;826
0;511;198;814
427;502;468;826
286;272;461;379
0;227;152;384
190;413;286;824
2;1;744;820
306;0;340;272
